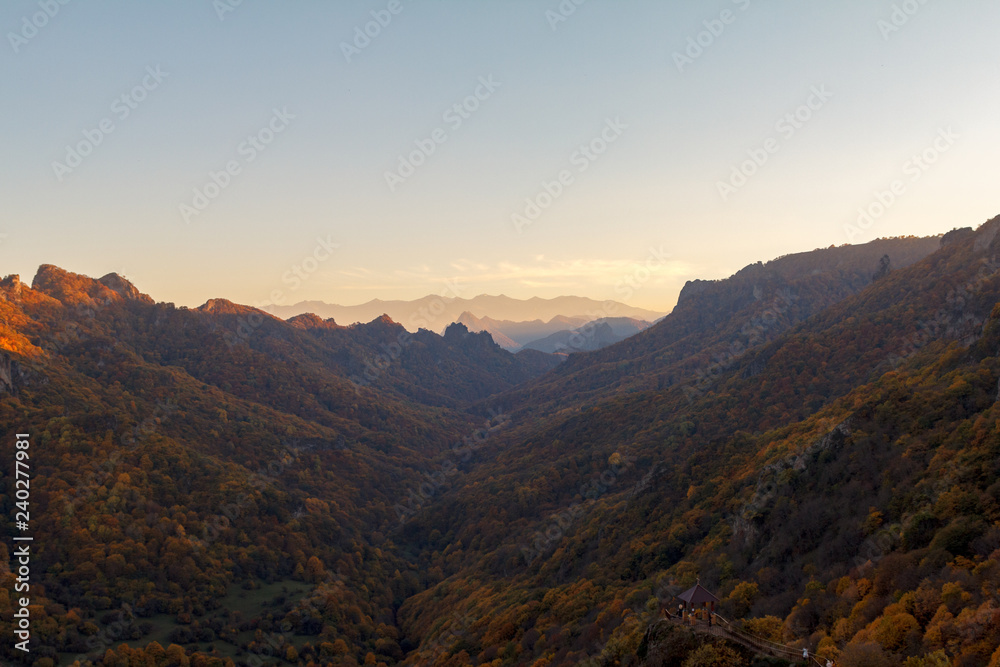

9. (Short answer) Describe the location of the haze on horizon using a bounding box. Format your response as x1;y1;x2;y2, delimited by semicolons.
2;1;998;313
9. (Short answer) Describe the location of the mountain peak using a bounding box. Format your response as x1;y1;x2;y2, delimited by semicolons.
0;274;22;295
350;313;402;332
443;321;498;349
0;274;27;306
444;321;471;338
287;313;340;330
97;272;154;304
31;264;152;306
196;298;265;317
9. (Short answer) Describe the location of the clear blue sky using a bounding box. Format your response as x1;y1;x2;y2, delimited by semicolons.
2;1;998;312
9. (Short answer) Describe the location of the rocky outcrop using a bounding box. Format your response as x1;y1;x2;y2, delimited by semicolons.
31;265;153;306
0;351;21;395
287;313;341;330
98;272;154;303
0;274;23;302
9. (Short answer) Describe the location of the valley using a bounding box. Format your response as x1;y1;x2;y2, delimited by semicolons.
3;222;1000;665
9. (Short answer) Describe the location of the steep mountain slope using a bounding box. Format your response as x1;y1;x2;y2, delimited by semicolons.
0;266;554;665
489;235;944;417
387;223;1000;665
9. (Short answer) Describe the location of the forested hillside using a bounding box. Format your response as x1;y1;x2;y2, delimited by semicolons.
395;221;1000;666
0;266;552;666
3;222;1000;666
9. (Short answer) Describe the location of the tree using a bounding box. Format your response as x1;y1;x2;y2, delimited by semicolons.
741;616;783;642
682;642;747;667
306;555;326;582
165;643;190;667
724;582;760;618
146;641;166;662
905;650;951;667
839;642;895;667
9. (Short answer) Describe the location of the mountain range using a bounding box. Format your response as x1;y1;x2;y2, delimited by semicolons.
263;295;666;333
454;312;653;353
5;222;1000;666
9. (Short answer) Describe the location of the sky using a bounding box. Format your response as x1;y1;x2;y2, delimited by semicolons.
2;1;998;313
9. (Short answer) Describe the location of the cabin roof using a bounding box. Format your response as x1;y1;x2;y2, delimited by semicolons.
676;583;719;605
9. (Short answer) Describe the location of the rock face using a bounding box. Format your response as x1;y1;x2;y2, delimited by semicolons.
442;321;498;352
286;313;341;330
0;274;23;302
941;227;974;246
0;351;20;395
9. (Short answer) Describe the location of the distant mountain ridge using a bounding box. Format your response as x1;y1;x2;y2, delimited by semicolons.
520;316;652;354
264;294;665;333
454;312;653;352
455;312;526;350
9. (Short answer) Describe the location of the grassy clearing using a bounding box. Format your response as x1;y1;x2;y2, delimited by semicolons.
72;579;315;665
